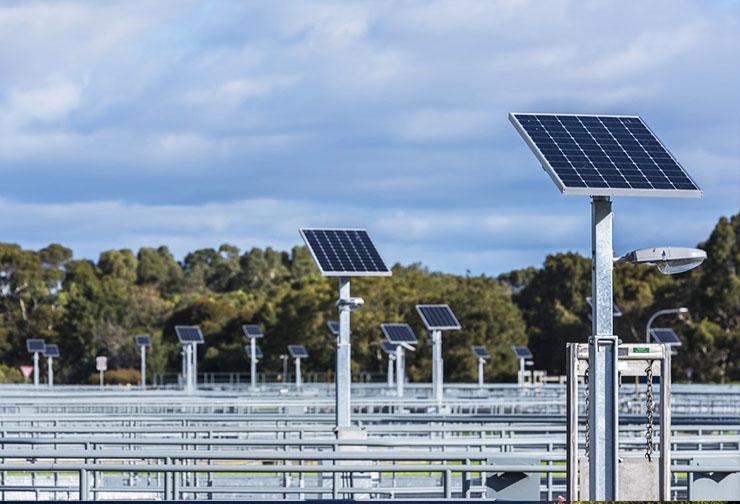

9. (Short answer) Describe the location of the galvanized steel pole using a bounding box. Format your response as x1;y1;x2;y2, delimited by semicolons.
140;345;146;390
336;277;352;429
432;330;443;404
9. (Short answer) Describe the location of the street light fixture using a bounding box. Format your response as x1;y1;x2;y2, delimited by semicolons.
616;247;707;275
646;307;689;343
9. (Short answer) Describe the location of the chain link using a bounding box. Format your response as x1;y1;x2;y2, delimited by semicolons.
645;360;655;462
584;366;589;459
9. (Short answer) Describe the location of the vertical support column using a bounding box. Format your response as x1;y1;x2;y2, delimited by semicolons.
589;196;618;501
47;357;53;387
140;345;146;390
250;338;257;389
518;358;525;386
295;358;302;389
33;352;39;386
336;277;351;429
99;369;104;389
185;344;193;394
432;330;443;404
478;359;484;388
387;357;394;387
659;348;672;500
395;347;404;398
191;343;198;392
566;343;579;501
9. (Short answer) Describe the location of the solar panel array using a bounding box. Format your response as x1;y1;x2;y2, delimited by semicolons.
650;327;682;346
472;346;490;359
327;321;339;336
288;345;309;359
380;341;398;354
381;324;417;345
509;113;701;198
300;229;391;276
242;325;264;338
134;335;151;347
245;344;263;360
175;326;204;344
26;339;46;353
43;344;60;358
586;297;623;317
416;304;461;330
512;346;533;359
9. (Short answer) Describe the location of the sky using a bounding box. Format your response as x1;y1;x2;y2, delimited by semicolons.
0;0;738;275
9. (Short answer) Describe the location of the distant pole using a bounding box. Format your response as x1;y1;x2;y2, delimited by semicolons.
191;343;198;392
478;358;484;388
431;330;443;404
33;352;39;387
185;344;193;394
336;277;352;428
99;369;104;389
140;345;146;390
395;346;404;398
295;357;302;389
250;338;257;389
47;356;54;387
387;356;394;387
518;358;525;386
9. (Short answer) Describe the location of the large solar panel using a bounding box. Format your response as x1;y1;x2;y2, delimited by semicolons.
472;346;490;359
416;304;461;331
381;323;417;345
245;344;263;359
134;335;151;347
380;341;398;354
512;346;533;359
327;321;339;336
650;327;682;346
175;326;204;344
43;344;60;358
509;113;702;198
242;325;264;339
300;229;391;276
26;339;46;353
586;297;623;317
288;344;309;359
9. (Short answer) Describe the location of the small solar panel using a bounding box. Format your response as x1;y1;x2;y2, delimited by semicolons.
510;113;702;198
43;344;60;358
175;325;204;344
242;324;264;339
300;228;391;277
134;335;151;347
512;346;533;359
288;345;309;359
327;321;339;336
381;323;417;345
650;328;682;346
26;339;46;353
586;297;623;317
380;341;398;354
245;344;263;359
472;346;490;359
416;304;461;330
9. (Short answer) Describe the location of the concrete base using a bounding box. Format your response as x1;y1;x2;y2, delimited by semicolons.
579;457;659;501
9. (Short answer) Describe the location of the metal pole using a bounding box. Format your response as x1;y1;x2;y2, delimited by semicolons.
589;196;618;500
336;277;351;429
33;352;39;386
519;358;525;386
282;356;288;383
395;346;404;397
181;347;186;389
295;357;302;389
99;370;103;389
185;344;193;394
140;345;146;390
47;357;53;387
250;338;257;389
566;343;579;501
191;343;198;391
478;359;484;388
432;330;443;404
387;357;394;387
660;348;672;500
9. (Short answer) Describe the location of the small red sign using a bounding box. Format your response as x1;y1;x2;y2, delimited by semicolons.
20;365;33;380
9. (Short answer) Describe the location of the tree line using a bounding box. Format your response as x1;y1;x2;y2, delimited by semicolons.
0;213;736;384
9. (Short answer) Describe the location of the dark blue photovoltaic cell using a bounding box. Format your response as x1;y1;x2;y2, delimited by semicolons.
245;344;263;359
26;339;46;352
134;335;151;346
513;346;533;359
288;345;309;358
327;321;339;335
301;229;390;275
472;346;490;359
416;305;461;330
176;326;204;343
43;344;60;357
381;323;417;344
511;114;700;194
242;325;264;338
380;341;398;354
650;328;682;345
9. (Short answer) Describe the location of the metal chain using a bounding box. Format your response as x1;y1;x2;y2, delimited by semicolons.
584;366;589;459
645;360;655;462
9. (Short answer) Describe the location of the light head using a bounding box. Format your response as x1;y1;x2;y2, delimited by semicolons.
337;297;364;311
617;247;707;275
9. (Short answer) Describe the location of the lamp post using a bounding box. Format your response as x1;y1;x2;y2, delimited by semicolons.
646;307;688;343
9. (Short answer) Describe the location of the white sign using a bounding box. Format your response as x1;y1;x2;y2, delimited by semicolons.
96;356;108;371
